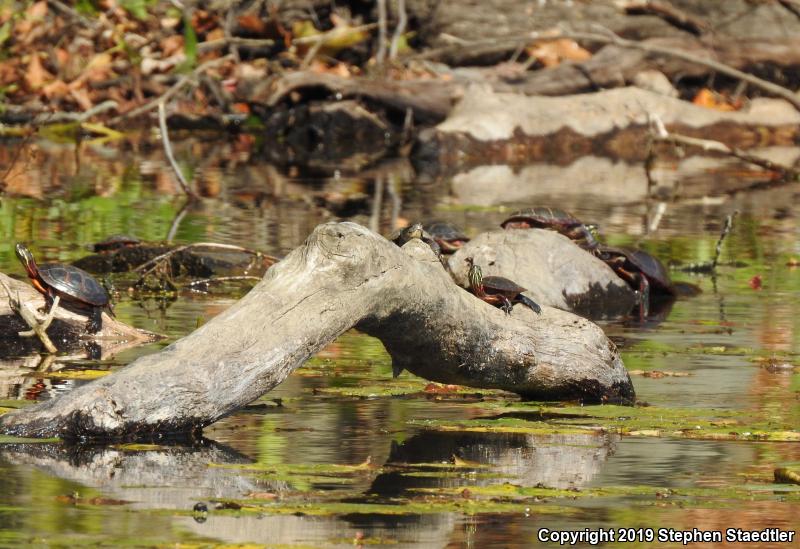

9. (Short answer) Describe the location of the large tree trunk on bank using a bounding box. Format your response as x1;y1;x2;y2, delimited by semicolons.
0;223;633;440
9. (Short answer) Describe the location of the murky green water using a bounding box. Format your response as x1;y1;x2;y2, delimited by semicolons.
0;137;798;547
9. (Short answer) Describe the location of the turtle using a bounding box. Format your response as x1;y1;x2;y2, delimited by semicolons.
15;243;114;334
501;207;599;250
594;246;675;317
389;223;442;257
423;222;470;254
91;234;141;253
465;257;542;314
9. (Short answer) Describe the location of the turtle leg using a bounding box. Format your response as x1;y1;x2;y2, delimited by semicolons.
499;295;513;315
638;274;650;319
518;294;542;314
86;307;103;334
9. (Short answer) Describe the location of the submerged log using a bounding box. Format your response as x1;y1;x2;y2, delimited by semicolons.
0;222;633;440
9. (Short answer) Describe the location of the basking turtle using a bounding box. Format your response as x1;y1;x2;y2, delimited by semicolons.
465;257;541;314
16;243;114;334
92;234;141;253
501;207;599;250
424;222;470;254
389;223;442;257
594;246;675;316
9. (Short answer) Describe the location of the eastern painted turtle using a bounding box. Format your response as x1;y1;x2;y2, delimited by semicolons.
465;257;541;314
16;243;114;334
92;234;141;253
594;246;675;316
423;222;470;254
390;223;442;257
501;207;598;250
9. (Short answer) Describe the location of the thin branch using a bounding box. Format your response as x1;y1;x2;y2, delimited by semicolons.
158;101;197;198
376;0;388;65
166;199;191;244
389;0;407;59
678;211;738;273
109;55;234;124
711;211;738;271
0;278;59;353
197;37;275;54
622;1;710;36
186;275;262;290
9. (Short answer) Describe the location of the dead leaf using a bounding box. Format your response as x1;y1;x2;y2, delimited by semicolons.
692;88;742;111
70;87;93;110
42;79;70;99
27;1;47;20
238;13;267;35
161;35;184;57
24;54;51;90
748;275;762;290
527;38;591;68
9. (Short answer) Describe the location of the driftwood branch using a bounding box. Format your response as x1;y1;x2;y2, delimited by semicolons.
0;223;633;440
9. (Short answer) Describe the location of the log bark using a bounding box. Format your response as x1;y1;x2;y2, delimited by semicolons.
0;222;634;440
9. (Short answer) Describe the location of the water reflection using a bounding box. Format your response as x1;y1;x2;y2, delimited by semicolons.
0;138;799;546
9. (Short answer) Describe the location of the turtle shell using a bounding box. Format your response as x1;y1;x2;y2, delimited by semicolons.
501;207;583;229
627;249;674;292
424;222;469;242
481;275;527;295
597;247;674;294
38;263;110;306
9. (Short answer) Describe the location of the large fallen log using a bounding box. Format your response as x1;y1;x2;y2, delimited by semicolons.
0;223;634;440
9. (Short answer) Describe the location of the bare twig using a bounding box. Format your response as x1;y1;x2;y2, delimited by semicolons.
109;55;234;124
376;0;388;64
711;211;738;271
0;278;59;353
158;101;197;198
186;275;262;290
623;1;710;36
389;0;407;59
649;113;800;179
678;211;738;273
197;37;275;54
166;200;191;244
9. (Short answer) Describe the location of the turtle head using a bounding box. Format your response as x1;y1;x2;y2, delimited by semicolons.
403;223;424;241
465;257;482;291
15;243;38;277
